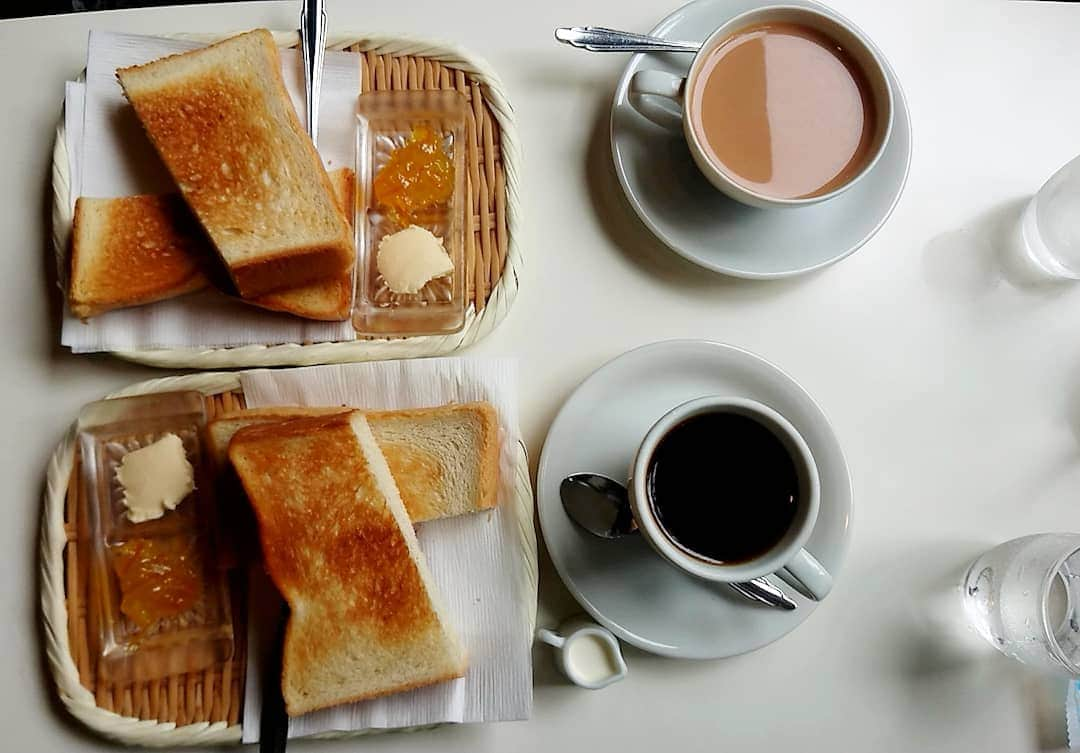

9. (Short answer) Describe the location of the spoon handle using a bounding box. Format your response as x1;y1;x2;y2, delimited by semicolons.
300;0;326;148
730;579;798;611
555;26;701;53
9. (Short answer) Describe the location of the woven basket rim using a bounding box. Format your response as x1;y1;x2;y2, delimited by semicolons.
40;369;538;745
52;30;524;369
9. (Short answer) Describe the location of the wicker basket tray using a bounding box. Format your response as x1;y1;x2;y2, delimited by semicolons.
40;371;537;746
52;31;523;369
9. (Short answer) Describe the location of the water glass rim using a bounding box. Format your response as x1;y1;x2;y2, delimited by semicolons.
1041;543;1080;674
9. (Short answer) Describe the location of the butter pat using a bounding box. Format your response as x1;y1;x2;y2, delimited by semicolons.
116;433;195;523
376;225;453;294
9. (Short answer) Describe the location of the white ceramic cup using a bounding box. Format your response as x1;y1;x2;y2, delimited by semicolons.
628;396;833;601
536;617;628;689
627;4;894;209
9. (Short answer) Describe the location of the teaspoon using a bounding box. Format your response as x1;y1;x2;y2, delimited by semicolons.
300;0;326;147
560;473;797;611
555;26;702;54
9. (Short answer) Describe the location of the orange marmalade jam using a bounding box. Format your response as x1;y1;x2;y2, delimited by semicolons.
373;125;454;226
113;538;204;631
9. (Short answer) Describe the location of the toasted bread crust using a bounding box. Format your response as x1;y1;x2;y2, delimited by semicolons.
247;274;352;320
116;29;354;299
248;167;355;319
365;402;501;515
473;402;500;511
281;663;464;714
68;195;211;319
245;29;353;248
68;168;356;321
228;412;465;714
228;243;350;297
209;401;500;521
205;406;348;468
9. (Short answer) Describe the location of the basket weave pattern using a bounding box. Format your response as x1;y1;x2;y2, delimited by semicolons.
42;374;250;746
356;45;508;318
63;392;248;731
51;32;523;368
41;370;538;746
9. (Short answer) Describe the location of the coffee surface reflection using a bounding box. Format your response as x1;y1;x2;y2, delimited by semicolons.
689;21;876;200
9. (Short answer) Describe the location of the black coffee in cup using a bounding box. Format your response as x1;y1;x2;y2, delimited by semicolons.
645;411;799;563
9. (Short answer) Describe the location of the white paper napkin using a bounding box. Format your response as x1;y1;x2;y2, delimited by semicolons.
60;31;361;352
236;358;533;741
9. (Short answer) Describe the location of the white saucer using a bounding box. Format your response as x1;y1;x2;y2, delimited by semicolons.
537;340;853;659
609;0;912;279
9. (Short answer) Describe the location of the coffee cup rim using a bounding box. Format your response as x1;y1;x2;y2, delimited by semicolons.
629;396;821;583
681;3;895;207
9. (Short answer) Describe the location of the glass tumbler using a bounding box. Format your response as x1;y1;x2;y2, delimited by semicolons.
1020;155;1080;279
962;534;1080;676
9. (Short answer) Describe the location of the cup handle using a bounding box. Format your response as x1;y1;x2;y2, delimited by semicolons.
628;70;686;131
778;548;833;601
536;628;566;648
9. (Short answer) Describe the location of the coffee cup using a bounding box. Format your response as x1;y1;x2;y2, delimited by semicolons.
628;396;832;601
627;4;893;209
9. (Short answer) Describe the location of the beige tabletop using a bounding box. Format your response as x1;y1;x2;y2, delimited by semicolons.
3;0;1080;750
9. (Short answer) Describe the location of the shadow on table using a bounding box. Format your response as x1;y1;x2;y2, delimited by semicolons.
863;538;1068;751
923;198;1080;462
922;197;1078;299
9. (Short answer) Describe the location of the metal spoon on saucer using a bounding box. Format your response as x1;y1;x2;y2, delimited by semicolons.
555;27;702;53
560;473;797;611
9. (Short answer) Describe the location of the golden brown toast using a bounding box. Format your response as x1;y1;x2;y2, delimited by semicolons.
68;169;356;321
228;411;466;714
249;166;355;320
68;194;210;319
207;402;500;522
116;29;354;298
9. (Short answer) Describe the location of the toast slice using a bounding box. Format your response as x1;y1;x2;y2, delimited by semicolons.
207;402;500;522
228;412;467;714
364;403;500;521
116;29;354;298
249;166;355;320
250;272;353;321
206;406;347;469
68;169;356;321
68;194;210;319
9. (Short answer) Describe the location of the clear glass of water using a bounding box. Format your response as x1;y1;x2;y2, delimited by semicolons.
1021;156;1080;278
961;534;1080;676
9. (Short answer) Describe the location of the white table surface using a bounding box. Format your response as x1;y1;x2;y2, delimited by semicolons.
2;0;1080;750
